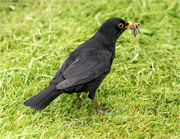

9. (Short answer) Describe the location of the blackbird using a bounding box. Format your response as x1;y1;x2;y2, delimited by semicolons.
24;18;140;113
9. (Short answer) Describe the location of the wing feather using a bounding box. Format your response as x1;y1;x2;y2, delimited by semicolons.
56;50;112;90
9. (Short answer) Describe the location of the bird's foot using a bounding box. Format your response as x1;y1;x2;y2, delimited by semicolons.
77;98;82;109
106;107;115;113
98;107;106;114
76;93;82;109
98;106;114;114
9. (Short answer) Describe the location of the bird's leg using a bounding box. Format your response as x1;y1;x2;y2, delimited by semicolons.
90;99;105;114
76;93;82;109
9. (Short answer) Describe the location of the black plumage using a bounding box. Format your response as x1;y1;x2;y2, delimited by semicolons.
24;18;140;113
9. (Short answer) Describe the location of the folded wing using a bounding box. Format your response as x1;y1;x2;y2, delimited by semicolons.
56;50;112;89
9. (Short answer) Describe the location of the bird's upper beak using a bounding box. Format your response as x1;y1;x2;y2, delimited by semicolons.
124;22;140;29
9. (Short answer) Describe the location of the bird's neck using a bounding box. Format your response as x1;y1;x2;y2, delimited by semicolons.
93;31;119;53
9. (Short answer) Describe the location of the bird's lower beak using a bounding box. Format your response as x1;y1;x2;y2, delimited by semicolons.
125;22;140;29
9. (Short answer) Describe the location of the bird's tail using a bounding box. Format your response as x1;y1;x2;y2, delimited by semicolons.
24;86;63;110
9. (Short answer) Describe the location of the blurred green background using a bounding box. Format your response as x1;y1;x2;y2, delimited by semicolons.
0;0;180;138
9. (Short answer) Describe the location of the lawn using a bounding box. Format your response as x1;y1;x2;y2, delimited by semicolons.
0;0;180;138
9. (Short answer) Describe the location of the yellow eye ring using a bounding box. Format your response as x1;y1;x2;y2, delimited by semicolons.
118;23;124;28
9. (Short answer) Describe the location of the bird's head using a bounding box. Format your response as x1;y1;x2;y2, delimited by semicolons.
97;18;140;43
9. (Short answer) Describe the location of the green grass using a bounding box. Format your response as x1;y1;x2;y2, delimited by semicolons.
0;0;180;138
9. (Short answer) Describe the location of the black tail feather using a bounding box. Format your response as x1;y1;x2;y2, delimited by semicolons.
24;86;63;110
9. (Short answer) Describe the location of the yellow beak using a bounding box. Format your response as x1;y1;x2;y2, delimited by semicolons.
125;22;140;29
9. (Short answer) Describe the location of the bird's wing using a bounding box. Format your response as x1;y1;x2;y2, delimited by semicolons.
56;50;112;89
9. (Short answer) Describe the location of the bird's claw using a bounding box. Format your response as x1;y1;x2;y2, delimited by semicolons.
98;106;114;114
107;107;115;113
98;107;106;114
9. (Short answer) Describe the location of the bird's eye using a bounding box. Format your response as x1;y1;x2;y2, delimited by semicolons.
118;23;124;28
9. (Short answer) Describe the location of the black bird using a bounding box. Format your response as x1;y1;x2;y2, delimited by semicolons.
24;18;140;113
